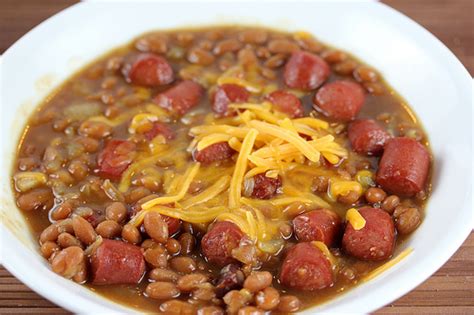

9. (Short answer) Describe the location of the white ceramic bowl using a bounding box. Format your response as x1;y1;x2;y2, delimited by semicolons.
1;1;472;314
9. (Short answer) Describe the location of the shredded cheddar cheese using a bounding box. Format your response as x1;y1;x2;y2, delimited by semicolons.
346;208;366;230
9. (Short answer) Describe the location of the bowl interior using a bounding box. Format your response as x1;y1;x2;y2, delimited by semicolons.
0;1;471;314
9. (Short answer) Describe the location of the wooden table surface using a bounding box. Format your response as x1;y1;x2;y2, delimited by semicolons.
0;0;472;314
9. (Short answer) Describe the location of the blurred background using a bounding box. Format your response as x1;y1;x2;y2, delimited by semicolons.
0;1;472;314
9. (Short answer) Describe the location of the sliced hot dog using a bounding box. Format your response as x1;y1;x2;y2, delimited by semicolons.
280;242;334;290
153;80;203;115
284;51;330;90
376;137;430;196
266;90;304;118
122;53;174;86
348;119;390;156
342;207;395;261
250;173;282;200
193;142;235;164
201;221;246;266
143;122;175;141
91;239;145;285
211;84;250;117
313;80;365;122
293;209;342;246
97;139;136;179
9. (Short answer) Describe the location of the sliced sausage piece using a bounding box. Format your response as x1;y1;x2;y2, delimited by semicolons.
293;209;342;246
163;215;181;236
122;53;174;86
342;207;395;261
201;221;246;266
376;137;430;196
313;80;365;122
97;139;136;179
280;242;333;290
91;239;145;285
250;174;282;199
143;122;175;141
193;142;235;164
153;80;203;115
284;51;330;90
211;84;250;117
265;90;304;118
348;119;391;156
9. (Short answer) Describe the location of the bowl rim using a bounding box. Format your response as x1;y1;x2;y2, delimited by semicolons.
1;1;472;314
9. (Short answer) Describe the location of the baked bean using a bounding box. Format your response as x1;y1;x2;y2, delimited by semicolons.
243;271;272;292
188;47;215;65
149;268;179;282
364;82;385;95
106;56;123;71
267;39;299;54
144;245;169;268
39;224;61;244
160;300;195;314
192;286;216;301
17;187;54;212
333;60;358;75
223;290;252;314
144;212;169;243
105;202;127;223
72;215;97;245
238;306;264;315
311;175;329;193
198;39;213;50
166;239;181;255
279;222;293;239
17;157;40;171
177;273;209;292
170;256;197;273
95;220;122;238
125;187;151;204
198;306;224;315
263;54;286;68
354;66;378;83
365;187;387;204
321;50;347;64
135;34;168;54
51;246;85;279
57;218;74;234
75;137;99;153
238;29;268;44
177;32;194;46
145;282;180;299
256;46;271;59
68;159;88;181
40;241;60;258
277;295;301;313
338;190;360;205
393;207;421;234
294;35;323;53
78;121;112;139
52;169;75;186
57;232;82;248
141;239;156;249
178;233;195;254
50;200;75;221
237;48;258;67
213;39;242;55
218;52;236;71
260;67;277;80
381;195;400;214
255;287;280;310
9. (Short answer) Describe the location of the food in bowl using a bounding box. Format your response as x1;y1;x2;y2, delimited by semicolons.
11;26;431;313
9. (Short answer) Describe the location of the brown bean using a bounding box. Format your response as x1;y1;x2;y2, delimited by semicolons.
68;160;88;181
260;67;276;80
364;82;385;95
311;175;329;193
17;157;40;171
40;241;60;258
17;187;54;212
337;190;360;205
95;220;122;239
354;66;378;83
198;306;224;315
294;36;323;53
170;256;197;274
39;224;61;244
238;29;268;44
144;245;169;268
125;187;151;204
255;287;280;310
146;282;180;299
278;295;301;313
243;271;272;293
160;300;195;314
192;285;216;301
365;187;387;204
321;50;347;64
72;215;97;245
105;202;127;223
78;121;112;139
279;222;293;239
267;39;299;54
178;233;195;254
238;306;264;315
381;195;400;214
213;39;243;55
166;239;181;256
176;32;194;46
75;137;99;153
237;48;258;67
141;239;156;249
135;34;168;54
333;60;358;75
177;273;209;292
50;200;75;221
144;212;169;243
263;54;286;68
256;47;271;59
149;268;179;282
51;246;85;279
122;224;142;244
394;207;421;235
188;47;215;65
223;290;252;314
57;232;82;248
